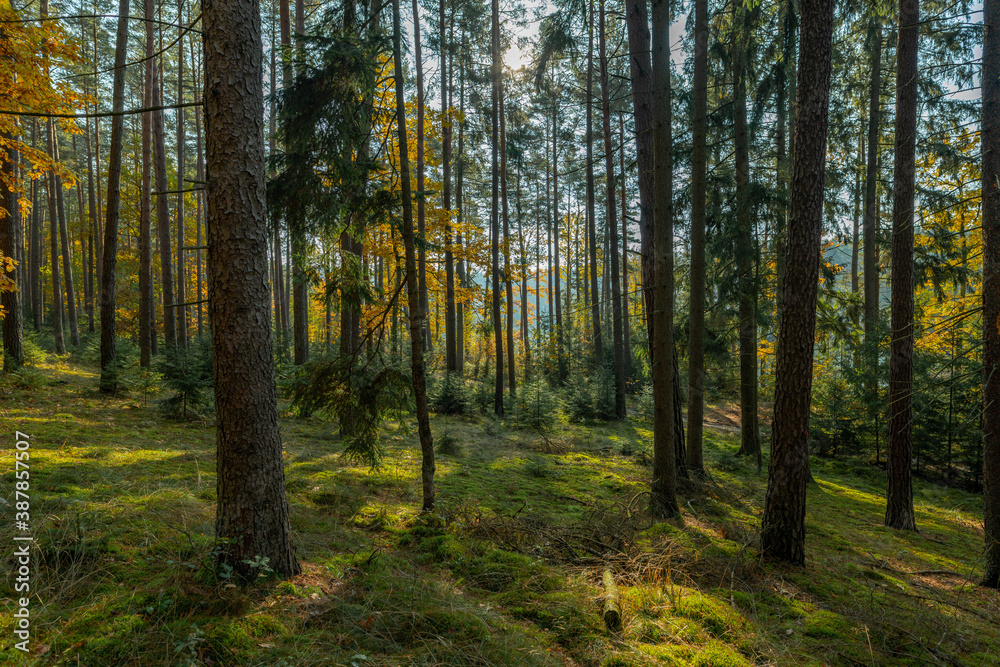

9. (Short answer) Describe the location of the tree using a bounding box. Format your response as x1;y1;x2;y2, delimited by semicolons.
204;0;299;580
100;0;129;394
1;130;21;371
392;0;435;512
885;0;918;532
760;0;836;565
153;63;176;351
650;0;678;518
139;0;154;368
862;12;882;433
686;0;708;474
491;0;504;416
980;0;1000;589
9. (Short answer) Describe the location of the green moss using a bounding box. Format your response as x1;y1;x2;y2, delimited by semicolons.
674;594;742;638
803;610;851;639
689;642;751;667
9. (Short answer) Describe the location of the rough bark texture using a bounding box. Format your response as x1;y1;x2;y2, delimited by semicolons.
491;0;504;416
46;122;65;354
204;0;299;580
587;2;602;365
501;89;515;400
982;0;1000;588
413;0;430;350
100;0;129;393
686;0;708;474
886;0;918;532
649;0;677;518
392;0;435;512
1;127;23;371
733;3;760;469
55;139;79;348
139;0;154;368
176;0;187;349
760;0;835;565
442;0;456;373
599;0;624;418
153;64;176;350
863;22;882;411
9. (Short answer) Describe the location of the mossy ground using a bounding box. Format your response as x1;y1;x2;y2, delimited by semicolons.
1;355;998;666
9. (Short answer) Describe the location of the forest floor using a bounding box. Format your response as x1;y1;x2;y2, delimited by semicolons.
1;354;999;666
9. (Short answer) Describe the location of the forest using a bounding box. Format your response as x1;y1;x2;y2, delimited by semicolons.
1;0;1000;662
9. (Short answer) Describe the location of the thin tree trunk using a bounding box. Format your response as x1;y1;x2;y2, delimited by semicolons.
600;0;624;418
761;0;835;564
587;0;602;365
501;84;515;399
491;0;504;414
863;21;883;430
56;132;80;348
442;0;456;373
153;63;176;350
456;36;466;376
886;0;918;532
552;87;562;366
100;0;130;393
176;0;187;349
392;0;435;511
733;3;760;469
139;0;154;368
46;122;65;354
650;0;677;518
1;120;23;370
980;0;1000;588
413;0;430;350
620;115;631;385
30;122;40;332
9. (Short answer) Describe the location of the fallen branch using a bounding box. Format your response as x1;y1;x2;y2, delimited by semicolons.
602;568;622;631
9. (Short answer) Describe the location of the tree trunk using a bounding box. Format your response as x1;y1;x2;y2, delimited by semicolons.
650;0;677;518
442;0;456;373
290;0;308;366
552;89;562;367
686;0;708;474
587;0;602;365
760;0;835;564
205;0;299;580
600;0;624;418
981;0;1000;588
176;0;187;349
46;122;65;354
886;0;918;532
153;63;176;350
733;4;760;469
491;0;504;415
456;37;466;376
413;0;431;350
100;0;130;393
1;124;23;371
30;122;41;332
501;85;515;400
392;0;435;512
620;114;631;386
863;20;882;431
55;137;79;348
139;0;154;368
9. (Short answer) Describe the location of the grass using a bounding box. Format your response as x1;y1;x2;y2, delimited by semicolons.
0;355;998;666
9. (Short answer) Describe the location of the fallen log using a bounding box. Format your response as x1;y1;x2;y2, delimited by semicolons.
602;568;622;631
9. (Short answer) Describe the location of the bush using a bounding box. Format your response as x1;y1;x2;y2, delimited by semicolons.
511;379;561;431
158;337;213;417
430;372;467;415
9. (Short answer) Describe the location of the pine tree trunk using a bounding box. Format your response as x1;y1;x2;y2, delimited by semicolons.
620;114;631;385
886;0;918;532
491;0;504;416
552;92;562;367
56;148;79;349
587;0;602;365
600;0;624;418
290;0;308;366
650;0;677;518
46;122;65;354
413;0;430;350
139;0;154;368
456;43;466;376
1;123;23;371
392;0;435;512
686;0;708;474
30;122;41;332
981;0;1000;588
442;0;456;373
761;0;835;564
100;0;130;393
733;4;760;469
863;21;882;426
153;64;176;350
501;86;515;400
205;0;299;580
176;0;187;349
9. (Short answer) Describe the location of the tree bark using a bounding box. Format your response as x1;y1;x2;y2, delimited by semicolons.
100;0;129;393
760;0;835;565
491;0;504;415
176;0;187;349
587;0;602;365
442;0;456;373
46;122;65;354
733;2;760;469
55;135;79;348
412;0;431;351
1;124;23;371
204;0;299;580
392;0;435;512
886;0;918;532
600;0;624;418
863;21;883;426
981;0;1000;588
139;0;154;368
650;0;677;518
500;87;516;400
153;63;176;350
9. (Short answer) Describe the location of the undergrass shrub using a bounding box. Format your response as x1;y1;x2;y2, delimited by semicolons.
511;379;561;430
430;372;467;415
158;336;214;417
469;375;498;415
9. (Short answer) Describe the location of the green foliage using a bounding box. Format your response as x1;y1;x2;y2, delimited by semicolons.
430;372;468;415
158;338;214;418
510;379;561;430
288;353;410;467
564;364;616;423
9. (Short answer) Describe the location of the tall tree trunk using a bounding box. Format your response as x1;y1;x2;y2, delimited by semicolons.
456;36;466;375
291;0;308;366
46;123;65;354
491;0;504;415
774;0;796;317
139;0;154;368
501;85;515;399
733;2;760;469
863;20;882;433
885;0;918;532
761;0;835;564
442;0;456;373
587;0;602;365
552;87;562;367
176;0;187;349
194;41;204;337
620;114;631;385
153;64;176;350
600;0;624;418
1;122;23;371
981;0;1000;588
100;0;130;393
392;0;435;511
55;129;79;348
413;0;431;350
205;0;299;580
30;121;40;332
687;0;708;474
650;0;677;518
